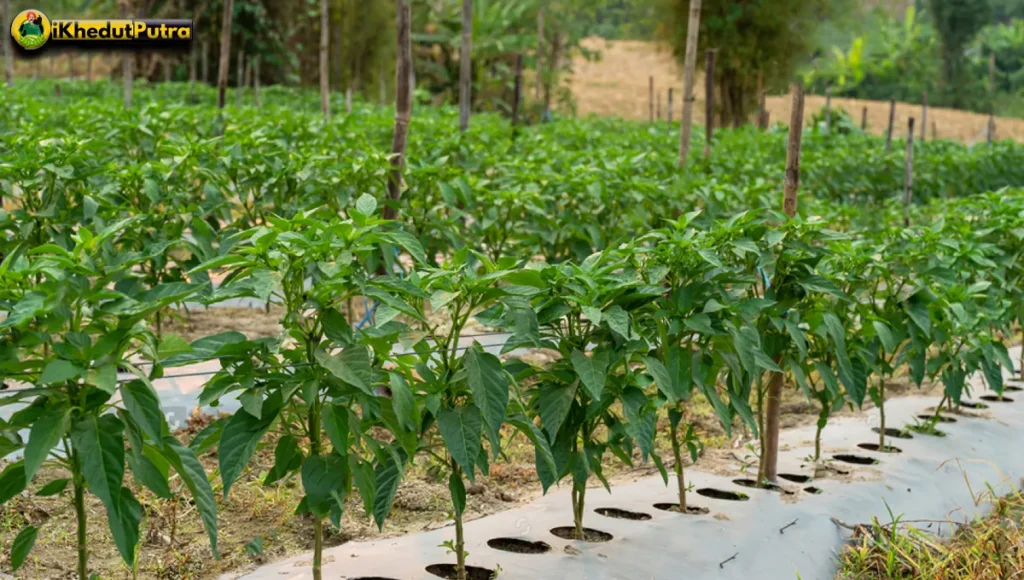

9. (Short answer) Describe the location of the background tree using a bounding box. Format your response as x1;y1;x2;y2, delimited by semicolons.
929;0;992;108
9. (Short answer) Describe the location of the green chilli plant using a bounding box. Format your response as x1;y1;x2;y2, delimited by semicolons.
0;219;218;579
190;198;423;580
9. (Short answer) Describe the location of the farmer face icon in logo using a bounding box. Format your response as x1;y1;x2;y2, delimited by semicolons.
11;9;51;50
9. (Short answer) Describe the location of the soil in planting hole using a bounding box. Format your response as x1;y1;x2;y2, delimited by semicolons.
426;564;497;580
833;454;879;465
804;486;824;495
872;427;913;439
857;443;903;453
732;478;795;495
550;527;614;542
487;538;552;554
981;395;1014;402
696;487;749;501
595;507;652;521
917;414;958;423
779;473;812;484
1004;385;1024;392
959;400;989;409
653;503;711;515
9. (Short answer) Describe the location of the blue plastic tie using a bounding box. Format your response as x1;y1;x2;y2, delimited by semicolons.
355;245;404;330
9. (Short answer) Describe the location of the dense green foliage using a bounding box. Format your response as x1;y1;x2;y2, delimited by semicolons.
1;80;1024;578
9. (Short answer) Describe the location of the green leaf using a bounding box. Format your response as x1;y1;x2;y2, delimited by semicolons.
70;414;124;511
0;461;26;503
539;383;576;439
323;403;350;455
873;321;898;353
264;435;303;486
301;454;347;516
159;437;219;558
571;349;609;400
508;415;557;492
463;345;509;452
449;471;466;516
372;446;404;531
436;406;483;483
219;399;280;498
87;364;117;394
121;380;165;442
36;477;70;496
24;406;70;481
643;356;677;403
40;360;81;384
603;305;632;339
388;373;420;432
127;451;172;499
10;525;38;571
315;346;374;395
356;193;378;216
157;334;193;359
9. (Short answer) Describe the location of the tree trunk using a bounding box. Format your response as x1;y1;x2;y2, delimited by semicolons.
458;0;472;132
703;50;715;158
512;53;523;126
383;0;412;221
667;88;674;124
253;56;260;107
320;0;330;119
762;83;804;484
676;0;702;165
903;117;915;227
536;6;544;101
3;0;14;88
884;98;895;152
758;91;768;129
201;40;208;84
543;32;560;116
380;71;386;105
217;0;234;109
236;49;243;106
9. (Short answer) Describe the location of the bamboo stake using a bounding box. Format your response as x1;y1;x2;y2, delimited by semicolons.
512;53;523;127
903;117;915;227
458;0;472;132
677;0;702;166
86;54;93;83
649;76;654;122
380;72;386;105
703;50;715;158
657;92;662;121
383;0;412;221
884;97;895;152
216;0;233;109
762;82;804;485
121;3;132;109
988;53;996;145
758;90;768;130
320;0;330;119
920;90;927;142
2;0;13;88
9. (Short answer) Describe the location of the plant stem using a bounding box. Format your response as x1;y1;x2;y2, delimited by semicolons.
309;393;323;580
878;377;886;449
72;448;88;580
453;464;467;580
669;416;686;511
571;480;587;540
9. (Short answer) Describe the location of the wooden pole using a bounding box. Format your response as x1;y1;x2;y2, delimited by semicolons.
253;56;260;107
320;0;330;119
903;117;915;227
512;53;523;127
458;0;472;132
988;52;996;145
762;82;804;485
757;90;768;130
536;6;544;101
216;0;234;109
201;41;208;84
884;97;895;152
649;76;654;122
920;90;927;142
86;54;93;83
384;0;412;221
69;54;76;81
380;72;386;105
667;88;673;124
164;58;172;83
2;0;13;88
677;0;702;166
861;106;867;131
346;87;352;113
703;50;715;158
236;49;244;106
824;84;832;135
121;4;133;109
657;92;662;121
189;43;197;102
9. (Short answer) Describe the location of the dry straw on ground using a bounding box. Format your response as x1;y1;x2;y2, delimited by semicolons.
570;37;1024;144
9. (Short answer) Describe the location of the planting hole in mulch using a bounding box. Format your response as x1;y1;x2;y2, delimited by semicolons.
653;503;711;515
833;454;879;465
732;478;796;495
779;473;812;484
981;395;1014;402
426;564;497;580
959;400;989;409
697;487;749;501
550;527;614;542
804;486;823;495
872;427;913;439
857;443;903;453
1004;385;1024;392
917;414;958;423
595;507;652;521
487;538;552;554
